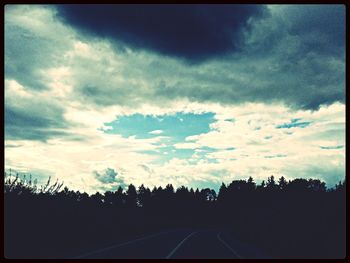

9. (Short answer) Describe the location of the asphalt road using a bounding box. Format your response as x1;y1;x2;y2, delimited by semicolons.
71;228;271;259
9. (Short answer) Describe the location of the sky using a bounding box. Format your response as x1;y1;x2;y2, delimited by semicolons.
4;4;345;194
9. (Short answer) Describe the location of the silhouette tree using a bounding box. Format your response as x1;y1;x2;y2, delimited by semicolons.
199;188;216;202
126;184;137;208
334;179;345;192
286;178;309;193
90;192;103;206
137;184;151;208
278;176;288;191
217;183;227;203
259;180;266;189
266;175;277;191
307;179;326;192
246;176;256;192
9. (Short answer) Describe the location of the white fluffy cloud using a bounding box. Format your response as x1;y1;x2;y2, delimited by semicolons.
149;130;163;135
5;101;345;193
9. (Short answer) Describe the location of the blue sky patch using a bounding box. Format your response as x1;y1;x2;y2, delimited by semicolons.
102;112;215;140
320;145;344;150
111;112;218;164
226;147;236;151
276;118;312;129
264;154;287;159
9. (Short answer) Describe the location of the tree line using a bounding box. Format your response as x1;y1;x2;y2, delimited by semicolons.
4;171;344;207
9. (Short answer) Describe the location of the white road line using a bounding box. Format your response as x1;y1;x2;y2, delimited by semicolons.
217;233;242;259
166;231;197;259
71;230;174;259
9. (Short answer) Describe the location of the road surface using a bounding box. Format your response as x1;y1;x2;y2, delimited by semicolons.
71;228;271;259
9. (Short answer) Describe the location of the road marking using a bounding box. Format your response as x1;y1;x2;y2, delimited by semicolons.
217;233;242;259
166;231;197;259
71;229;175;259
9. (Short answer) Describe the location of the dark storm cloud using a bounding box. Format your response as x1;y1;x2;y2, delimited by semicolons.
243;5;345;58
149;5;345;110
241;5;346;110
285;5;345;57
55;4;267;62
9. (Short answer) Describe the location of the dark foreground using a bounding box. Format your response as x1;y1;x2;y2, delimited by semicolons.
4;175;346;259
71;228;270;259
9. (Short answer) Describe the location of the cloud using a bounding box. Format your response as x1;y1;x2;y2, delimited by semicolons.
5;5;75;91
149;130;163;135
92;168;130;191
173;102;345;187
4;80;76;141
94;168;117;184
55;4;267;63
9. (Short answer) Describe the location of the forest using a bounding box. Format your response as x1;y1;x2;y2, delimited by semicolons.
4;170;346;259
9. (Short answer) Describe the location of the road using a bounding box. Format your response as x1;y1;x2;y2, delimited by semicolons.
71;228;271;259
